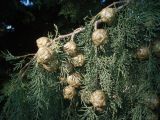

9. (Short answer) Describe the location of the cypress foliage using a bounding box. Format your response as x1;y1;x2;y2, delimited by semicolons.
1;0;160;120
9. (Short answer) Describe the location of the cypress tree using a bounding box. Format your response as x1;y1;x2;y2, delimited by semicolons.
1;0;160;120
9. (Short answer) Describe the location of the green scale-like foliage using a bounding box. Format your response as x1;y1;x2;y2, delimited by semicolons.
1;0;160;120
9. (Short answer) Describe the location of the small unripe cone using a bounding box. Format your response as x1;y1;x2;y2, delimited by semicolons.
90;90;106;111
144;94;160;110
63;41;77;57
36;47;55;64
92;29;109;46
66;72;82;88
60;62;74;74
136;47;149;60
36;37;51;48
71;54;85;67
100;7;116;25
152;40;160;57
42;60;59;72
63;85;76;100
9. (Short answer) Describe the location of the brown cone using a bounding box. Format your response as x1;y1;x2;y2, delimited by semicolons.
90;90;106;111
66;72;82;88
71;54;85;67
63;85;76;100
36;47;55;64
36;37;51;48
100;7;116;25
136;47;149;60
92;29;109;46
63;41;77;57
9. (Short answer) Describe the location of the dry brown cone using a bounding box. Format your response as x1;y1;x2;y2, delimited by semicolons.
99;7;116;25
36;47;55;64
136;47;149;60
63;40;77;57
63;85;76;100
92;29;109;47
36;37;51;48
90;90;106;111
71;54;85;67
66;72;82;88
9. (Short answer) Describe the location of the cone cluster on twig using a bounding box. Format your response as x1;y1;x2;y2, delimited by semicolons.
36;37;59;72
62;39;85;100
87;7;116;111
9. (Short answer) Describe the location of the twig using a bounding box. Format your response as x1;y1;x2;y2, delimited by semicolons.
14;0;130;78
117;0;131;11
53;27;85;41
90;0;127;25
93;0;130;30
19;55;37;78
53;24;59;39
48;0;130;41
15;53;35;59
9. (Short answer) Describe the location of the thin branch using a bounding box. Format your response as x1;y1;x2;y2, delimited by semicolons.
107;1;126;8
53;24;59;39
90;0;129;24
13;0;130;78
49;0;130;41
117;0;131;11
93;0;130;30
15;53;35;59
19;55;37;78
53;27;85;41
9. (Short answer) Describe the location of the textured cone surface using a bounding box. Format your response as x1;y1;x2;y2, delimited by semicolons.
90;90;106;110
136;47;149;60
71;54;85;67
36;47;54;64
36;37;51;48
63;86;76;100
100;7;116;25
63;41;77;57
66;72;82;88
152;40;160;57
92;29;108;46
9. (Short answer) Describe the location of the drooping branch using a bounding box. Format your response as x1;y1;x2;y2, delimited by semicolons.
53;0;130;41
15;53;35;59
15;0;130;77
19;55;37;78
